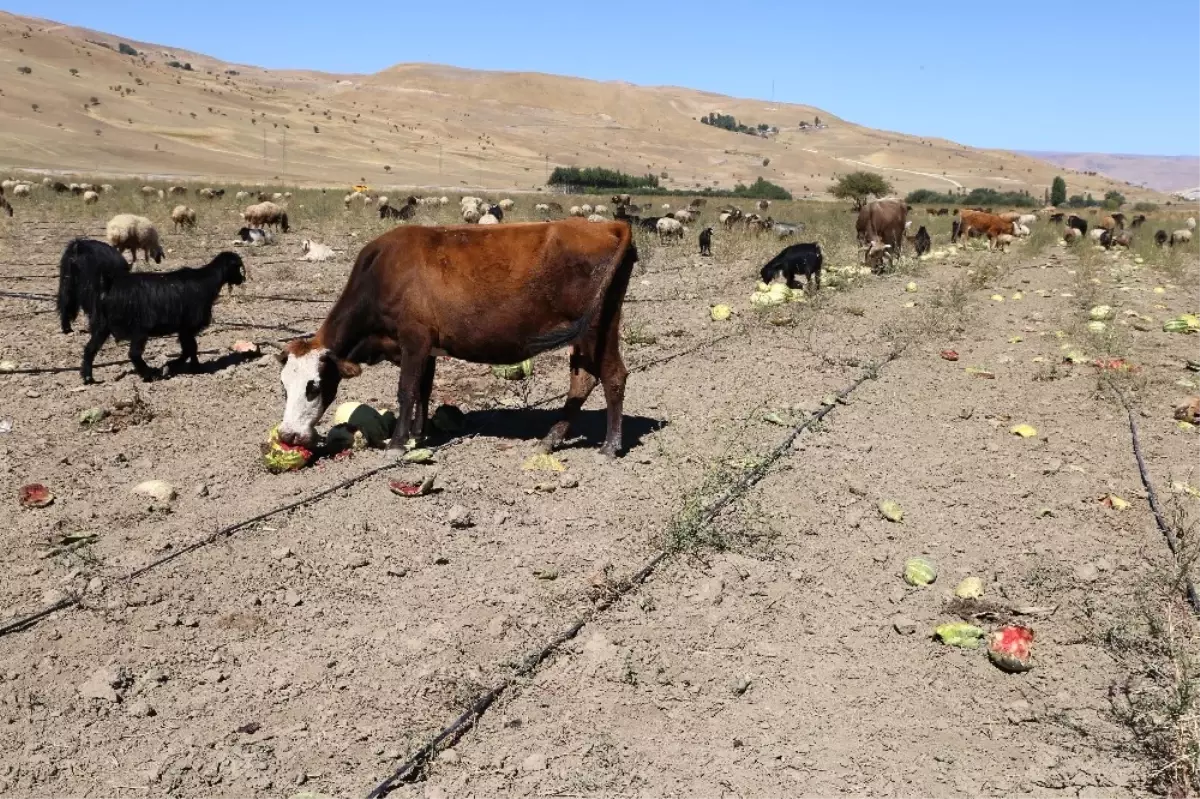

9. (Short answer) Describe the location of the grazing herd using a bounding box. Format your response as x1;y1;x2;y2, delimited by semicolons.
2;176;1191;457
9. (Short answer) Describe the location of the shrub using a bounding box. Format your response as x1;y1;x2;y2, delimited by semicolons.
700;113;772;137
547;166;659;190
905;187;1038;208
1103;190;1126;210
1132;201;1159;212
17;66;31;75
1051;176;1067;206
69;68;79;76
731;177;792;200
831;171;893;209
118;42;138;56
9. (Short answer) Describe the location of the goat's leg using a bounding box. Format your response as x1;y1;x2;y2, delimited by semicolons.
128;336;156;381
171;332;199;372
81;324;110;384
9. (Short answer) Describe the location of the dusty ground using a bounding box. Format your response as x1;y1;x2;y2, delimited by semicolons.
0;196;1197;798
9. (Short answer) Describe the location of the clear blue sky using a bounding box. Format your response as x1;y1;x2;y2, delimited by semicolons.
11;0;1199;155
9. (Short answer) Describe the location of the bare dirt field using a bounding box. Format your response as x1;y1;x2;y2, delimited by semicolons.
0;191;1197;798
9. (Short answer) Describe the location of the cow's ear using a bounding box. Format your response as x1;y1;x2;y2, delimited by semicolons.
337;360;362;379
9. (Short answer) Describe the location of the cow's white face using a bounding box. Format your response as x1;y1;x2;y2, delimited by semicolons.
278;345;364;446
278;349;331;447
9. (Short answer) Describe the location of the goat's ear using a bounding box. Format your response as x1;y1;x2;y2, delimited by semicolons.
275;350;289;365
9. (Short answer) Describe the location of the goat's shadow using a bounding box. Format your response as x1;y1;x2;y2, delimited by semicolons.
430;407;665;455
101;350;263;383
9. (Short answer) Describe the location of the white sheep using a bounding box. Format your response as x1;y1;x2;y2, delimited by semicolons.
1171;229;1193;245
656;217;685;240
498;198;515;210
478;213;499;225
586;213;606;223
993;233;1015;251
593;204;608;215
235;190;250;201
376;196;390;207
140;185;157;197
661;203;671;210
672;209;693;224
1017;213;1037;227
106;214;164;263
462;207;482;224
100;184;114;193
1088;228;1105;241
580;203;593;215
171;204;197;231
1014;223;1031;237
12;184;30;197
439;196;449;205
157;189;165;200
271;192;284;201
569;205;584;217
0;180;14;191
283;192;293;199
1187;217;1196;230
79;183;97;193
42;177;52;186
243;201;289;231
301;239;335;261
168;186;187;196
1063;228;1081;243
535;203;550;213
69;183;81;193
83;190;100;205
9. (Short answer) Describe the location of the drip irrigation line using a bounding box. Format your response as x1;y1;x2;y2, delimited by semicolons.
0;331;738;639
1107;379;1200;615
363;348;899;797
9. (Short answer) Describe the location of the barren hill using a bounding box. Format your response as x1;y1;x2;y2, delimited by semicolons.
1020;152;1199;195
0;11;1163;200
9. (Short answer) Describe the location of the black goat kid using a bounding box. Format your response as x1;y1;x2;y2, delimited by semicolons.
80;252;246;384
57;238;132;334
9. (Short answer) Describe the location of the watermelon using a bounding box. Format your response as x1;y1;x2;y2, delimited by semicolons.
903;557;936;586
987;625;1034;672
492;359;533;380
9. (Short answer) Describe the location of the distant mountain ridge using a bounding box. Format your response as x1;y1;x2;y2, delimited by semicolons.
1020;151;1199;195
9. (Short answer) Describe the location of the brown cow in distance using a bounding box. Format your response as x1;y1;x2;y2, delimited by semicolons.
952;209;1015;247
276;219;639;456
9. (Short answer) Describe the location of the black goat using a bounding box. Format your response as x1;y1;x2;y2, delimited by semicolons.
637;216;662;232
0;193;11;218
760;242;824;292
379;202;416;221
79;252;246;384
1155;229;1169;247
911;225;931;256
487;204;504;222
1066;214;1088;234
57;238;132;334
1130;214;1146;229
1049;212;1065;223
699;227;713;256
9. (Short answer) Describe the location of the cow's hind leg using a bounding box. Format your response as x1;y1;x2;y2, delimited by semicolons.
597;323;628;458
412;356;436;442
388;348;428;450
540;339;599;453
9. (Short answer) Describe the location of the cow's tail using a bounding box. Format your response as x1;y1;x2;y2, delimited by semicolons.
527;233;639;355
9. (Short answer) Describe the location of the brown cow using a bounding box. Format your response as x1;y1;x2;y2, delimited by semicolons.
952;209;1015;247
855;198;907;264
276;219;638;456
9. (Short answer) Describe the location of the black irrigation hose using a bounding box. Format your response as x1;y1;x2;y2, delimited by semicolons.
0;331;738;639
363;348;899;798
1107;380;1200;616
0;289;54;301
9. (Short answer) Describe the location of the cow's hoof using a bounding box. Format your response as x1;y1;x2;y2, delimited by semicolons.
598;443;621;460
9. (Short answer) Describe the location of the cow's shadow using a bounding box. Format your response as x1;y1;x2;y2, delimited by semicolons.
432;407;664;455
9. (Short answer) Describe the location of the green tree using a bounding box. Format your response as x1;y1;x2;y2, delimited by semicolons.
1102;189;1126;210
831;171;893;209
1050;176;1067;206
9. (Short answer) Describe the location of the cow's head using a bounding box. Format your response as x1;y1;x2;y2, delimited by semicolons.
276;338;361;446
